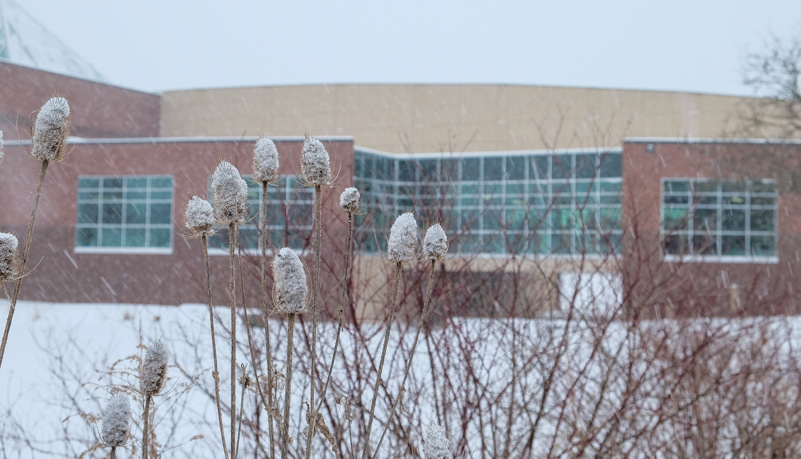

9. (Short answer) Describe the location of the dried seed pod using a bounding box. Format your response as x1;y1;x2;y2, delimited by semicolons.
301;136;331;185
0;233;18;282
31;97;70;161
211;161;248;224
185;196;215;234
339;187;360;213
100;393;131;447
140;339;169;396
253;137;279;183
423;424;452;459
272;247;308;313
423;224;448;261
387;212;417;263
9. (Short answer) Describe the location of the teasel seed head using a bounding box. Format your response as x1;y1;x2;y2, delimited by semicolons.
100;393;131;447
31;97;70;162
211;161;248;224
140;339;169;396
423;424;452;459
253;138;279;184
423;224;448;261
387;212;418;263
301;136;331;185
339;187;360;213
0;233;18;282
185;196;215;235
272;247;308;314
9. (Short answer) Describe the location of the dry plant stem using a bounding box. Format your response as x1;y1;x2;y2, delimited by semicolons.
228;222;238;459
202;234;230;459
305;184;323;458
362;263;403;459
0;159;48;369
261;182;277;459
282;313;297;459
316;211;354;413
376;260;437;452
142;394;152;459
110;446;116;459
235;373;248;459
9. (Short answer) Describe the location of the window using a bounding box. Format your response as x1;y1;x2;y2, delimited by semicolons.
662;179;777;260
208;175;313;252
76;176;173;251
354;149;623;256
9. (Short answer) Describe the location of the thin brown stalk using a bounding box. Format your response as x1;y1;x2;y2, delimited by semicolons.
261;182;277;459
202;234;230;459
305;184;323;457
362;262;403;459
228;222;238;459
316;211;354;413
235;365;249;459
282;313;297;459
376;259;438;451
0;159;48;369
142;394;152;459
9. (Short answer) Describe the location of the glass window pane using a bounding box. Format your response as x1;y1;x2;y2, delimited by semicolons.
751;236;775;256
79;177;100;189
751;209;775;231
125;228;147;247
722;208;746;232
722;236;745;255
483;157;503;181
126;177;147;189
103;178;123;189
102;203;123;224
506;156;525;180
551;154;572;180
530;155;548;181
419;159;438;181
151;177;172;188
599;152;622;178
150;228;171;248
77;204;98;224
462;158;480;181
575;154;596;179
77;228;98;247
126;202;147;224
398;160;416;182
150;203;172;224
101;228;122;247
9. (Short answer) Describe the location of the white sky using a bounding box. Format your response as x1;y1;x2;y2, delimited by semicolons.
18;0;801;95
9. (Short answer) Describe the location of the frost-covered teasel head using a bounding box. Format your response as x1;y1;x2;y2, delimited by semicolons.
140;339;169;396
100;393;131;447
301;136;331;185
31;97;70;161
211;161;248;224
423;424;452;459
0;233;18;282
339;187;360;213
272;247;308;313
253;137;279;183
423;224;448;261
387;212;418;263
185;196;215;234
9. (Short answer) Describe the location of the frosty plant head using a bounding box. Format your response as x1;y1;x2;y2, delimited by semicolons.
100;393;131;447
211;161;249;224
301;136;331;185
0;233;18;282
387;212;418;263
31;97;70;162
272;247;308;314
185;196;215;235
423;224;448;262
339;187;360;213
423;424;452;459
253;137;279;183
140;339;169;396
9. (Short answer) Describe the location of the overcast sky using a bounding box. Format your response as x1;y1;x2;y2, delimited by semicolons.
17;0;801;95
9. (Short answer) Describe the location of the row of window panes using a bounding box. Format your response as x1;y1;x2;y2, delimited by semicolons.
208;175;313;251
76;176;173;249
661;179;778;257
354;150;622;183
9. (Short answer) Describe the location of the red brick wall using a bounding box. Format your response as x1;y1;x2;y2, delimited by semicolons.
622;141;801;316
0;62;160;139
0;138;355;306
